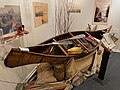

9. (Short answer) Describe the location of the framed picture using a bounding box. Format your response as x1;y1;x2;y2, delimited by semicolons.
93;0;112;25
0;5;22;35
68;0;81;13
33;2;48;27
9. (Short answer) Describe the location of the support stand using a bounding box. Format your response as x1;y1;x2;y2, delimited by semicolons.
93;76;109;85
93;49;110;85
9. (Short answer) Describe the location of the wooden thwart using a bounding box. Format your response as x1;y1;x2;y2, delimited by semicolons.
69;32;90;52
53;39;68;55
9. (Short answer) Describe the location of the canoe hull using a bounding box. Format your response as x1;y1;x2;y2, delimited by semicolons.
4;26;111;68
5;47;97;68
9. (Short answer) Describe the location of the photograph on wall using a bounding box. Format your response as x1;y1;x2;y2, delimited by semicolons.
0;5;22;35
33;2;48;27
93;0;112;25
68;0;81;13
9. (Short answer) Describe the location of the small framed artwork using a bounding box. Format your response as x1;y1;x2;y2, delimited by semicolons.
93;0;112;25
33;2;48;27
68;0;81;13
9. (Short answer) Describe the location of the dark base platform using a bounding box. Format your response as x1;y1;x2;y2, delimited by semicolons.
93;77;109;85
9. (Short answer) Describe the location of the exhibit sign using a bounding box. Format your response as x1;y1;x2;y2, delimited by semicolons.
33;2;48;27
93;0;112;25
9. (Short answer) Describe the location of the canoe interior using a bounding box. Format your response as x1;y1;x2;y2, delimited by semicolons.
40;30;105;44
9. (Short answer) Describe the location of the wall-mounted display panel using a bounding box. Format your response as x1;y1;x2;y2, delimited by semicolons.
93;0;112;25
33;2;48;27
68;0;81;13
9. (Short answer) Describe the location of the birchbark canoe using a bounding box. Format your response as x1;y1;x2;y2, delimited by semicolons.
4;26;112;68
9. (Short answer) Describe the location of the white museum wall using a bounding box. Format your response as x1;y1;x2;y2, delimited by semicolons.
109;0;120;50
57;0;106;31
69;0;95;31
69;0;120;31
0;0;56;90
2;0;120;48
0;1;28;90
69;0;120;50
24;0;55;46
3;0;20;5
4;0;56;47
108;0;120;30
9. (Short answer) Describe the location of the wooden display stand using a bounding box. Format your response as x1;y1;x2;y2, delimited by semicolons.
93;47;110;85
93;33;115;85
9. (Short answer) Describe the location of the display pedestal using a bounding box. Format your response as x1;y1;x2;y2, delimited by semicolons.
93;76;109;85
93;48;110;85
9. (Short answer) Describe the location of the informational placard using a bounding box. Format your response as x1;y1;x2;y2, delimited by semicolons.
102;33;115;50
93;0;112;25
33;2;48;27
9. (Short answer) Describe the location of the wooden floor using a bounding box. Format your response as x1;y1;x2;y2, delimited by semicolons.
73;52;120;90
